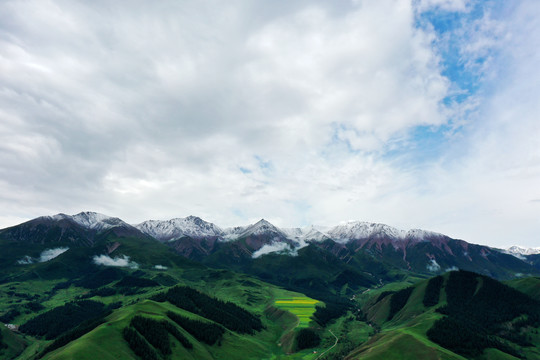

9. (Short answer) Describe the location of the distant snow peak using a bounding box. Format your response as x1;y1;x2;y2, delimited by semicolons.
47;211;126;231
135;216;223;241
281;225;330;242
505;246;540;258
240;219;284;238
327;221;406;242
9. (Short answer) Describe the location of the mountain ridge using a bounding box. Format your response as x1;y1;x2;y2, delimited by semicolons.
2;211;538;281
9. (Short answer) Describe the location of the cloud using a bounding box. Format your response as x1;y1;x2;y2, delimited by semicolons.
17;256;34;265
427;259;441;272
252;242;294;259
39;247;69;262
445;266;459;272
0;1;539;249
16;247;69;264
93;254;139;269
154;265;168;270
416;0;471;12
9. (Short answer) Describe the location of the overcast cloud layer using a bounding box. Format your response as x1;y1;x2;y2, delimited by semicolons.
1;0;539;248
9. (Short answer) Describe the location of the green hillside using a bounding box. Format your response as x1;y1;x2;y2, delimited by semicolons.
349;271;540;360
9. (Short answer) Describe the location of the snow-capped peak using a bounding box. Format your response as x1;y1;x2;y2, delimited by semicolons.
504;246;540;257
46;211;127;231
135;216;224;241
238;219;285;238
281;225;330;242
326;221;406;242
324;221;444;243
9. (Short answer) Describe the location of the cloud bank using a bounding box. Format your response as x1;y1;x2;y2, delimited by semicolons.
0;1;539;248
252;242;294;259
427;259;441;272
17;247;69;264
39;247;69;262
93;255;139;269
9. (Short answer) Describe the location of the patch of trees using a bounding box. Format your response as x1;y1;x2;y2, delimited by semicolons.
387;286;414;320
78;287;117;299
24;301;45;312
0;330;6;350
38;315;107;358
0;308;20;323
427;270;540;357
123;326;158;360
295;328;321;351
19;300;108;339
423;275;443;307
75;268;122;289
162;320;193;349
52;281;72;291
123;316;192;360
152;286;262;334
313;300;350;327
309;293;352;327
375;291;394;303
167;311;224;345
116;276;159;288
130;316;172;356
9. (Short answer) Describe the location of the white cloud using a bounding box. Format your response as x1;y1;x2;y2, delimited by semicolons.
39;247;69;262
416;0;470;12
17;256;34;265
154;265;168;270
93;254;139;269
427;259;441;272
252;242;294;259
16;247;69;264
0;1;538;249
445;266;459;272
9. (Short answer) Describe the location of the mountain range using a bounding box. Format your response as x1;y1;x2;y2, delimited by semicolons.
2;211;538;282
1;211;539;359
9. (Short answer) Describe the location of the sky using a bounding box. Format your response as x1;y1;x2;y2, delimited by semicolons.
1;0;539;248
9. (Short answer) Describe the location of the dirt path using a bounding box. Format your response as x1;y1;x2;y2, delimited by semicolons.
316;329;339;360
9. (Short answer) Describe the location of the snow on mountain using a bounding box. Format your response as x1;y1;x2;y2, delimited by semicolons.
135;216;224;241
326;221;406;242
45;211;130;232
405;228;446;240
236;219;286;239
222;226;248;240
282;225;331;242
324;221;444;243
504;246;540;258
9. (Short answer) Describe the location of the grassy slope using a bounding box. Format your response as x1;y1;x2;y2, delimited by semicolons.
350;277;465;360
505;276;540;299
350;272;540;360
17;276;325;360
0;325;27;360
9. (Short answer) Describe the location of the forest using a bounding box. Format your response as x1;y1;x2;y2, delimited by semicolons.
19;300;108;339
427;270;540;357
152;286;263;334
422;275;444;307
167;311;224;345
